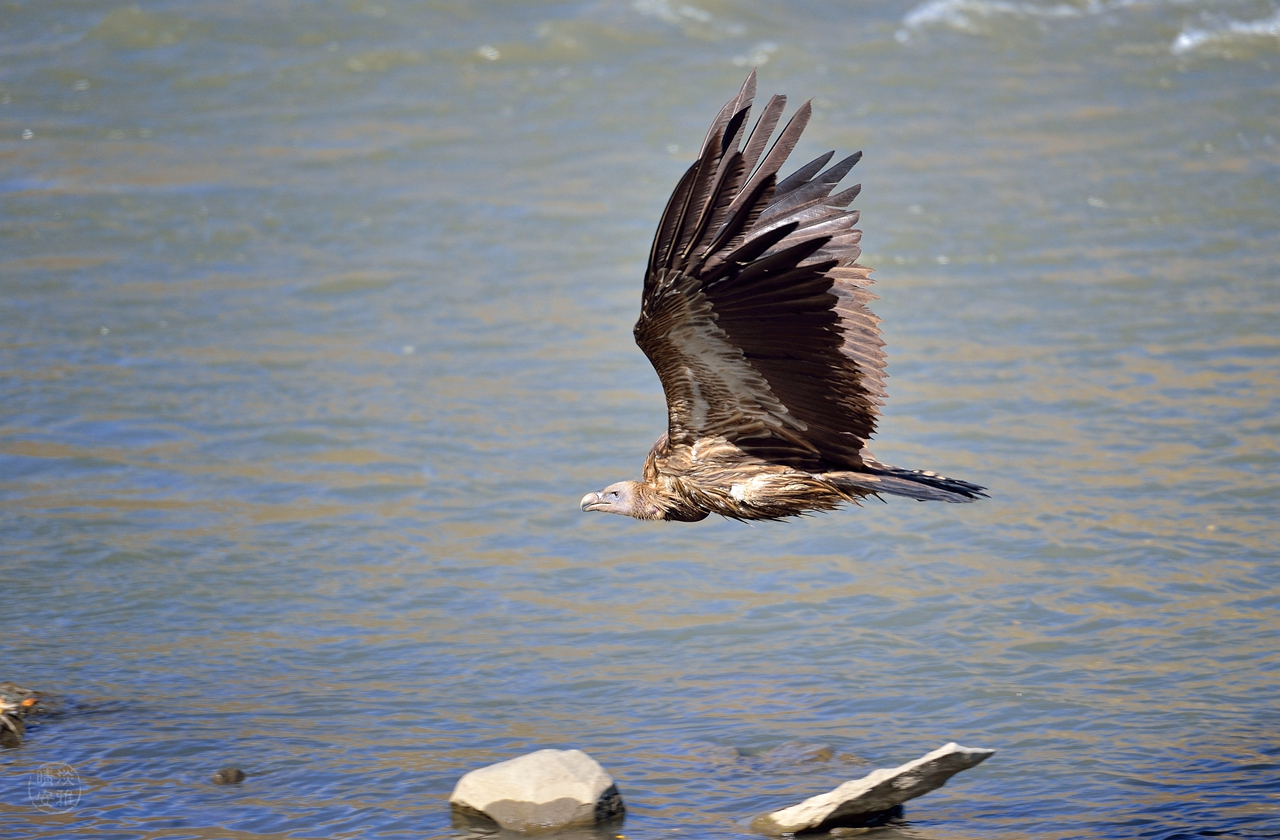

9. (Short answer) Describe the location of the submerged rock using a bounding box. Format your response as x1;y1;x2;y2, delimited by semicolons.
759;742;836;764
750;741;994;835
748;741;866;771
698;740;868;780
450;748;625;832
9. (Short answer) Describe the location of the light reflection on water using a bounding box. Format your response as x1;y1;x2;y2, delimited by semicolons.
1;1;1278;838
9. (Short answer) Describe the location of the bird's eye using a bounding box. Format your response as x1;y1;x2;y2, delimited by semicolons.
607;491;619;500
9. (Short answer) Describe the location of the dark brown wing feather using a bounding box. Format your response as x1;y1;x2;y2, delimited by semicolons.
635;71;883;471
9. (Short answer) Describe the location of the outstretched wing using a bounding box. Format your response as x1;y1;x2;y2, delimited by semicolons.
635;71;884;470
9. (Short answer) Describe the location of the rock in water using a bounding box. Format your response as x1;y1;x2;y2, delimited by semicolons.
212;767;246;785
450;748;625;832
750;742;994;835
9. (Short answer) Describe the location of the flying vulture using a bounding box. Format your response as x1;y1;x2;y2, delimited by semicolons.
580;72;987;522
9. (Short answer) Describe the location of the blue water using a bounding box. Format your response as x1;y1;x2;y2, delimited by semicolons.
2;1;1278;838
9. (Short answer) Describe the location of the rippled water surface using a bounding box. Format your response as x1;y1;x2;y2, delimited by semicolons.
2;1;1278;838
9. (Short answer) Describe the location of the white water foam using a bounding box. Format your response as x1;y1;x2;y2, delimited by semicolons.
898;0;1094;37
1172;9;1280;53
899;0;1280;57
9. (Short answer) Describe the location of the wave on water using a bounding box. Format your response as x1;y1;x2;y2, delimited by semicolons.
630;0;747;39
898;0;1089;35
898;0;1280;56
1172;8;1280;53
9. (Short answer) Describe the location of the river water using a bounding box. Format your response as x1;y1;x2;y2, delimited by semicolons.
2;1;1278;838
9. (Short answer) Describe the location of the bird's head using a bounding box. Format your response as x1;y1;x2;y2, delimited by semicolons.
580;480;664;520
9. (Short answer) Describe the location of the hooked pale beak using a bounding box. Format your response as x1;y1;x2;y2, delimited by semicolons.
580;491;605;512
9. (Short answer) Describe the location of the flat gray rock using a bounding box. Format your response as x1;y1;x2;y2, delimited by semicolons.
750;742;994;835
450;748;624;832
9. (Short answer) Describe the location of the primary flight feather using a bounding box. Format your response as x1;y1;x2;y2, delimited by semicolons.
580;72;987;522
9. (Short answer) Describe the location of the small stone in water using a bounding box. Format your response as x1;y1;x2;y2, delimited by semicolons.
212;767;246;785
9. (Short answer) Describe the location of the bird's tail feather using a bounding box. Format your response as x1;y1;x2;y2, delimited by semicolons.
828;461;988;504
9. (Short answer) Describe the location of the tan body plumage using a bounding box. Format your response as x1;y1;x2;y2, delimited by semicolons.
581;73;987;522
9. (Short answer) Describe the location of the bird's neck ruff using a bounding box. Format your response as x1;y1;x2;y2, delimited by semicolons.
625;480;669;520
616;478;705;522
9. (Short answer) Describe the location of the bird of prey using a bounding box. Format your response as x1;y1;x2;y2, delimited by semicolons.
580;73;986;522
